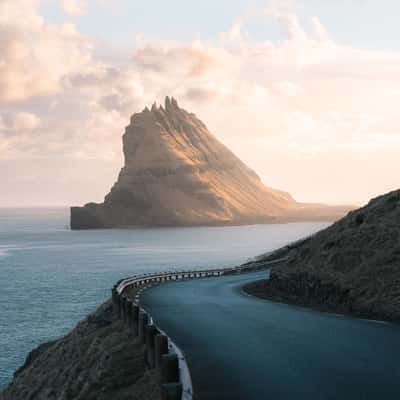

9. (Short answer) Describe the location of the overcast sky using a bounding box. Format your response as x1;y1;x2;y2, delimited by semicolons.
1;0;399;206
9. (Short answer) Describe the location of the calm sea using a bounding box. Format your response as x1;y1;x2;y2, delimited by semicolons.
0;207;329;388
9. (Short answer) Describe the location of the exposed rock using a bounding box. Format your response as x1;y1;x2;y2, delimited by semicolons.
0;301;161;400
244;189;400;323
71;97;351;229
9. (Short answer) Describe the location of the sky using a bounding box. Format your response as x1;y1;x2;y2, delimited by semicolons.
1;0;400;207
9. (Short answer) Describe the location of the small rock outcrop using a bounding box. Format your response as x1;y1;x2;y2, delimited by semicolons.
71;97;350;229
245;189;400;323
0;301;161;400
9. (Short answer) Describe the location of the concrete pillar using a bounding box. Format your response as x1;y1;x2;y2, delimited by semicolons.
116;293;122;319
145;325;159;368
126;299;133;329
155;334;169;370
132;304;139;336
111;287;118;314
161;383;183;400
121;296;127;322
160;354;180;384
138;311;149;343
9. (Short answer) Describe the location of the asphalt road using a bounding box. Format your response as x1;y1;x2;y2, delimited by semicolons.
141;271;400;400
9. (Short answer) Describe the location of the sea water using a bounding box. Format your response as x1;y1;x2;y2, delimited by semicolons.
0;207;329;388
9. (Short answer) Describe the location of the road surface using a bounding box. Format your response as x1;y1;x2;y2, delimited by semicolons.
141;271;400;400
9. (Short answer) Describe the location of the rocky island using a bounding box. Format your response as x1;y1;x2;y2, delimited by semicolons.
71;97;350;229
244;189;400;323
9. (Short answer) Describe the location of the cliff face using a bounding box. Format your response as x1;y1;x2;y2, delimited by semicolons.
0;301;161;400
246;189;400;323
71;97;350;229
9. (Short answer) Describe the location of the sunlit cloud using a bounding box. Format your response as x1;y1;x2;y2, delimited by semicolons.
0;0;91;102
0;0;399;205
62;0;88;17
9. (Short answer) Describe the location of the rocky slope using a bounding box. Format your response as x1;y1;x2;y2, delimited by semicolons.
0;301;160;400
71;97;350;229
244;189;400;323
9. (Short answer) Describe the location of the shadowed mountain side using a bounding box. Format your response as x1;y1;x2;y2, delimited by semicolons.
71;97;352;229
0;301;161;400
245;189;400;323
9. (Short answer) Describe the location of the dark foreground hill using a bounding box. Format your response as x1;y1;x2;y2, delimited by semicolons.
244;189;400;323
71;97;350;229
0;301;160;400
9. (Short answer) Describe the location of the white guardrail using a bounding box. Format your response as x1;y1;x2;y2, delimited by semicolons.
112;259;285;400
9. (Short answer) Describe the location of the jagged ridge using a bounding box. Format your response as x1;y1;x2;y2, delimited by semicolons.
71;97;350;229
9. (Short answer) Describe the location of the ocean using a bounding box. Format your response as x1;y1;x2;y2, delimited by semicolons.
0;207;329;388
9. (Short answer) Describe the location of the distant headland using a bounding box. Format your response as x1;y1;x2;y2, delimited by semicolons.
71;97;351;229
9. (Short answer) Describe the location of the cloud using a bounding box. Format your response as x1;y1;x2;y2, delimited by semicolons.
96;0;124;14
0;1;399;204
1;112;41;132
0;0;92;102
133;44;214;78
62;0;87;17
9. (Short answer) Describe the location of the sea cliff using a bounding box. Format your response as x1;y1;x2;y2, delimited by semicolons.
71;97;351;229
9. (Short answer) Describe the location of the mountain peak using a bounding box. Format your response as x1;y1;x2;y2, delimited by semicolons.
164;95;179;111
71;101;351;229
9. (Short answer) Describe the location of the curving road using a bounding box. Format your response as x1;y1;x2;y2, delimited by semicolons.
141;271;400;400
